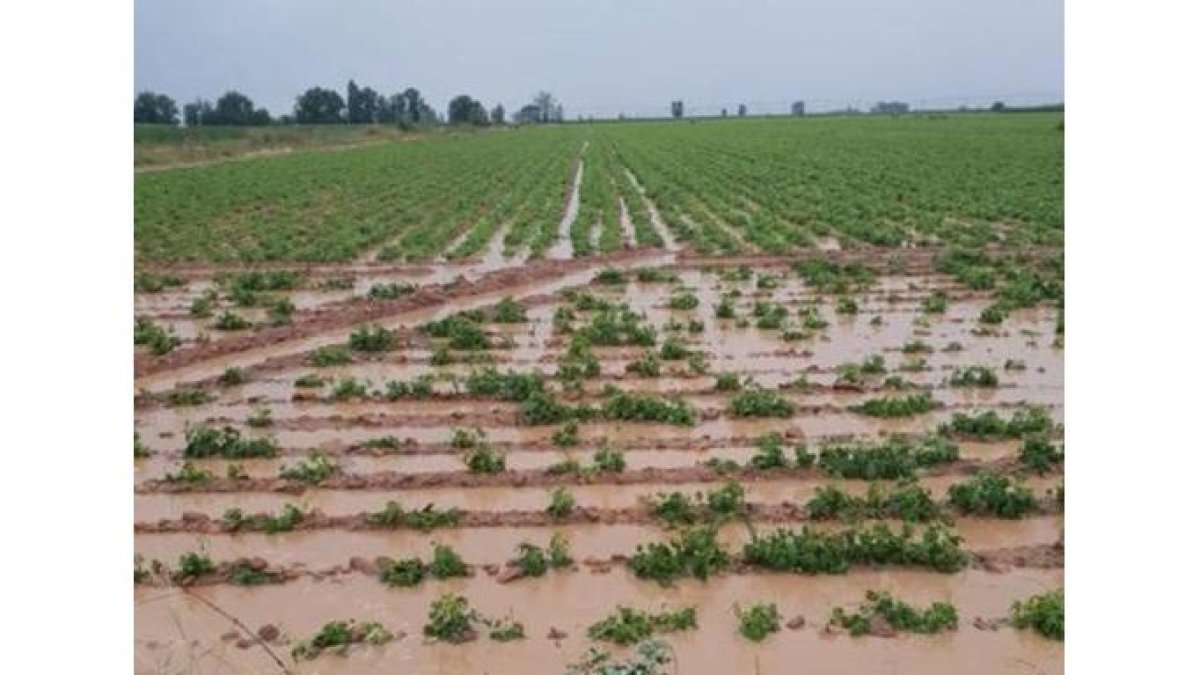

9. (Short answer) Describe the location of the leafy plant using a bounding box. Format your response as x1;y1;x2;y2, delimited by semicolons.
742;523;969;574
829;591;958;636
279;451;339;484
817;436;959;479
348;324;396;352
176;551;216;579
736;602;781;641
940;407;1053;439
385;375;435;400
667;290;699;310
492;296;528;323
594;268;627;284
218;367;245;386
423;594;478;643
947;472;1037;518
602;389;696;425
626;351;662;377
852;393;936;418
729;389;794;418
1020;436;1064;474
379;557;425;587
948;366;999;388
587;606;698;645
627;526;731;585
1010;589;1064;640
214;310;252;331
309;345;351;366
183;424;278;459
592;446;627;473
246;406;272;428
428;543;469;579
332;377;369;400
367;282;416;300
134;316;182;355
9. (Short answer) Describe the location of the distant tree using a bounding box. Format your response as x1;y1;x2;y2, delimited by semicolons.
791;100;806;116
870;100;910;115
184;91;267;126
361;87;381;122
448;94;489;125
721;108;728;117
990;101;1006;112
490;103;505;125
514;104;541;123
531;91;558;123
553;104;564;122
133;91;180;125
378;93;405;124
183;99;212;126
737;103;747;117
401;88;435;124
670;100;684;119
294;87;346;124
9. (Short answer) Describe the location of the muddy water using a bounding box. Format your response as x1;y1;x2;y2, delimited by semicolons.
134;570;1062;675
547;143;587;261
135;250;674;393
135;471;1062;522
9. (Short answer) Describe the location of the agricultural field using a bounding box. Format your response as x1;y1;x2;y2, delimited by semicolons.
134;113;1064;675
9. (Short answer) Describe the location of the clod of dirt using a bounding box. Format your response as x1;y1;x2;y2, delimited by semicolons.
973;617;1004;631
348;556;378;575
257;624;280;642
786;615;807;630
867;616;896;638
247;557;269;571
220;631;239;642
496;566;525;584
235;638;255;650
547;628;568;641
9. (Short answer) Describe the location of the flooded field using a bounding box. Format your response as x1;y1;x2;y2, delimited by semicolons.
135;238;1063;674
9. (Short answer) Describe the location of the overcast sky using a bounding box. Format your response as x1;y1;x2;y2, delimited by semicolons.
135;0;1063;118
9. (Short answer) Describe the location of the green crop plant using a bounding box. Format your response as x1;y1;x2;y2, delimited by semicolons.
706;480;746;516
587;606;698;645
492;296;528;323
183;424;278;459
465;368;544;401
636;268;678;283
279;451;339;484
548;533;572;568
134;432;151;458
742;522;968;574
1010;589;1064;640
947;473;1037;518
520;391;580;425
736;602;781;642
626;351;662;377
651;491;702;526
667;290;699;310
380;557;425;587
427;543;469;579
260;504;306;533
135;272;187;293
267;297;295;325
134;316;182;355
293;374;326;389
594;268;627;284
462;444;506;474
189;293;215;318
366;282;416;300
175;551;216;580
229;561;276;586
922;291;948;314
750;433;790;470
1020;436;1064;474
218;367;245;386
627;526;731;585
515;542;549;577
659;337;692;360
829;591;957;636
592;446;627;473
807;481;943;524
385;375;435;400
836;297;859;315
730;389;794;418
486;617;526;642
852;393;936;418
163;389;214;407
715;372;744;391
793;260;874;294
213;310;252;331
331;377;370;400
361;435;400;450
164;461;213;484
367;501;462;530
715;295;737;319
939;407;1053;439
817;436;958;479
901;340;933;354
309;345;351;366
423;594;478;643
601;389;696;425
551;421;581;447
948;366;999;388
348;324;396;352
292;620;393;660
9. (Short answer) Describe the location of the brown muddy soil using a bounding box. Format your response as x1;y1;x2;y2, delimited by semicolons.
135;248;1063;675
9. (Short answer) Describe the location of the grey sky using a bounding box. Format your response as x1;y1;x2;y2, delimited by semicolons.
135;0;1063;118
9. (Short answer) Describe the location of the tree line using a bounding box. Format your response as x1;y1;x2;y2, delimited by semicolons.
134;82;565;128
